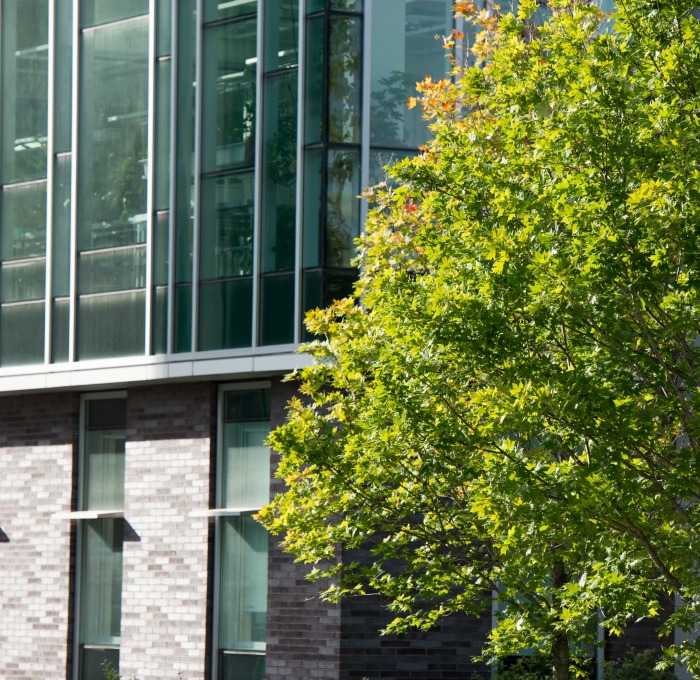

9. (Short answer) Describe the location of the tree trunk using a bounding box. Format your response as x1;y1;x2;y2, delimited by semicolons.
552;631;570;680
552;559;570;680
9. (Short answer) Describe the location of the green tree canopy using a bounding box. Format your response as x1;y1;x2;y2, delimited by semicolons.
260;1;700;677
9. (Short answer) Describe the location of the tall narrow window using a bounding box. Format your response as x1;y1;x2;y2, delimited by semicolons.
215;386;271;680
76;395;127;679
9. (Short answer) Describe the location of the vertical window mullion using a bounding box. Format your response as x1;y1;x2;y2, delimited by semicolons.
145;0;157;355
166;0;178;354
191;0;204;352
293;0;306;344
250;0;264;347
359;0;371;233
45;0;57;364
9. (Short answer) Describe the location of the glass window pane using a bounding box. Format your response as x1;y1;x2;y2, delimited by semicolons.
79;519;123;644
1;0;49;183
326;148;360;267
218;517;267;651
156;59;172;212
264;0;298;73
198;279;252;350
303;16;324;145
84;429;126;510
302;149;322;268
154;212;170;286
175;0;196;285
1;259;46;302
221;421;270;509
1;181;47;261
200;174;255;281
78;18;148;251
329;16;361;144
259;274;294;346
152;285;168;355
204;0;257;23
52;297;69;363
80;646;119;680
220;652;265;680
78;290;145;360
55;0;73;153
80;0;149;27
0;301;44;366
332;0;362;9
174;284;192;353
52;155;72;296
79;246;146;295
224;389;270;422
157;0;172;56
202;19;258;173
262;72;297;273
370;0;451;148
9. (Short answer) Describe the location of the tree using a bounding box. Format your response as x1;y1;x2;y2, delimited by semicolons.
259;1;700;678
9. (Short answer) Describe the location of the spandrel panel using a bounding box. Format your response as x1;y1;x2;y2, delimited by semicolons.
79;246;147;295
78;290;145;360
0;301;44;366
1;181;47;261
1;259;46;302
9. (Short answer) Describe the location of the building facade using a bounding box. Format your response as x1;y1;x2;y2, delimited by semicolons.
0;1;499;679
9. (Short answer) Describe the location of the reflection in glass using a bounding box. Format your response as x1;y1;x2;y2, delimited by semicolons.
219;518;268;651
370;0;451;148
304;16;324;146
55;0;73;153
156;60;172;212
1;0;49;183
78;18;148;250
84;428;126;510
264;0;299;72
302;149;323;268
326;149;360;267
329;16;361;144
80;0;148;27
221;421;270;509
200;175;255;281
79;519;124;644
202;19;258;174
262;72;297;273
204;0;257;23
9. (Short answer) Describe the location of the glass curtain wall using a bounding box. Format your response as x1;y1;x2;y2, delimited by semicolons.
0;0;49;366
76;395;127;679
303;0;362;332
199;2;258;351
216;386;271;680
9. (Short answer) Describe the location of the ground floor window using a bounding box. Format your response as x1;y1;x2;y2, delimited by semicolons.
215;385;270;680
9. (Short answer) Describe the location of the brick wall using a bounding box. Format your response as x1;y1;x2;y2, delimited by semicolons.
266;377;343;680
0;392;78;679
119;382;216;680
